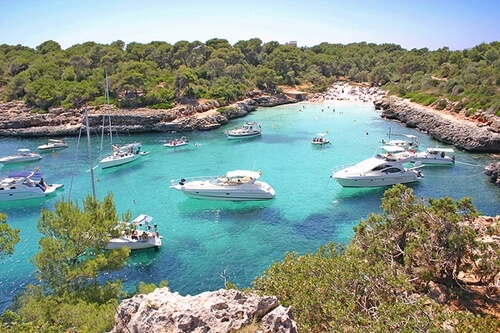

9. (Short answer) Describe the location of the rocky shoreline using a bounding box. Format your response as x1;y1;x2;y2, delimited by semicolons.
0;94;296;137
374;95;500;187
375;96;500;153
1;88;499;186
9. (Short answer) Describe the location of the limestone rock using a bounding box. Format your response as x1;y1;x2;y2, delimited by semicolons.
377;96;500;153
485;160;500;187
0;97;286;137
110;288;298;333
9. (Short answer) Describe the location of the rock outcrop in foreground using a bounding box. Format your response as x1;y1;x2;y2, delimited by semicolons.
376;96;500;153
110;288;298;333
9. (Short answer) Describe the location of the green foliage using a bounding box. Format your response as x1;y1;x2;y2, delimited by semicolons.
253;185;499;332
0;213;20;257
353;185;488;287
0;194;140;332
134;280;168;295
0;40;497;114
32;193;131;295
254;242;498;332
8;284;118;333
408;92;438;106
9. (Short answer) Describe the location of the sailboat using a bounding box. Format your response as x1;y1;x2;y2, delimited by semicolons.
98;76;146;169
84;109;162;251
380;127;420;149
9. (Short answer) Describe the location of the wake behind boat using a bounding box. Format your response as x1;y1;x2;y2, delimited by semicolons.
170;170;275;201
0;171;63;202
226;122;262;140
106;214;162;250
331;155;424;188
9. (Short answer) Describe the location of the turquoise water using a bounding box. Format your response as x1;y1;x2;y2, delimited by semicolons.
0;101;499;311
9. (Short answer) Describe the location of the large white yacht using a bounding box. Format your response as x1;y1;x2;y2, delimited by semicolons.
105;214;162;250
0;171;63;202
331;156;424;188
170;170;275;201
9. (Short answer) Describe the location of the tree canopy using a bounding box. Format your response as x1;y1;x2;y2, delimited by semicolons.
1;194;133;332
0;39;498;115
0;213;20;257
253;184;500;333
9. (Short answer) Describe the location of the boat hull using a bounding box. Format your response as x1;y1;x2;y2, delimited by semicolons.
311;141;330;145
171;181;275;201
0;156;41;164
38;144;68;151
100;153;141;169
105;237;161;250
226;133;261;140
333;173;422;188
410;157;455;165
0;184;63;202
164;142;189;147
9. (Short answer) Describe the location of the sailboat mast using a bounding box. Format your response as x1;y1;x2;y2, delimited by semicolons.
85;108;97;200
105;74;113;147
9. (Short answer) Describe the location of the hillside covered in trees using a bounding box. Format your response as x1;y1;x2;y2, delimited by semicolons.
0;39;499;117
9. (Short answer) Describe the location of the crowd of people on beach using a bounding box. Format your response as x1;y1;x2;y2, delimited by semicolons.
309;82;387;103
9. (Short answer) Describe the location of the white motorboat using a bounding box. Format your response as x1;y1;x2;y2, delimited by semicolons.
331;156;424;188
0;171;64;202
170;170;276;201
311;133;331;145
381;128;420;149
409;147;456;165
381;134;420;149
226;122;262;140
100;142;144;169
37;139;69;151
0;149;42;164
105;214;162;250
164;136;189;147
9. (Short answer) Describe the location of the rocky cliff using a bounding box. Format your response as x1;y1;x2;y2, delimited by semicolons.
0;94;296;137
110;288;298;333
375;96;500;153
485;160;500;187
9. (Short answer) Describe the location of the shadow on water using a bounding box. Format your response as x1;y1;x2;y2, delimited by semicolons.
175;197;275;214
0;194;63;213
294;212;338;242
101;248;172;292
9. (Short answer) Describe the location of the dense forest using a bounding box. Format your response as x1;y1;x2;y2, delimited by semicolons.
0;38;499;116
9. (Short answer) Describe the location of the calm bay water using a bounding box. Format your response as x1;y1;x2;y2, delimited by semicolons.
0;101;499;311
